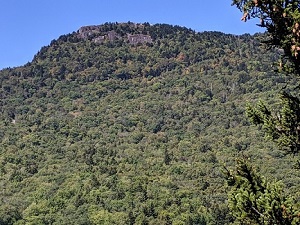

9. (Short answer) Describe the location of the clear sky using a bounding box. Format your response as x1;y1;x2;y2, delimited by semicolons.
0;0;264;70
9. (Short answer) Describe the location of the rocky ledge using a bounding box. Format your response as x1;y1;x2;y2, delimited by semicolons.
77;24;153;45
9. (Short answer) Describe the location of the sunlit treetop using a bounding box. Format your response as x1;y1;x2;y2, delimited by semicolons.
232;0;300;73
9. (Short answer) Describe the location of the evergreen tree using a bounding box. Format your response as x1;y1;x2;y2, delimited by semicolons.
225;159;299;224
232;0;300;74
227;1;300;223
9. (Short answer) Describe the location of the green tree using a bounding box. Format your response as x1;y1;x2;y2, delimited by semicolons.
228;0;300;224
232;0;300;156
246;92;300;154
233;0;300;73
225;159;299;224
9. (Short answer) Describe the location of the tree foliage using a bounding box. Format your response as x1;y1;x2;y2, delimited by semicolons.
232;0;300;73
231;1;300;154
228;1;300;224
225;159;299;224
246;91;300;154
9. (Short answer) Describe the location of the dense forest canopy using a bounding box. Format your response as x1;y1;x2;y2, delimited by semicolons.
0;22;299;224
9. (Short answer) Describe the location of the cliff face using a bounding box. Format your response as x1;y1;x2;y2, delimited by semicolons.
77;23;152;45
78;25;101;39
127;33;152;45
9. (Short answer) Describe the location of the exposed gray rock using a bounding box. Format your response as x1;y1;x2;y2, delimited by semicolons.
78;25;101;39
77;24;152;45
93;36;105;44
127;34;152;45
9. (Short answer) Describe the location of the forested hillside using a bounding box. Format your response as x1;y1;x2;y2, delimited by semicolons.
0;22;299;224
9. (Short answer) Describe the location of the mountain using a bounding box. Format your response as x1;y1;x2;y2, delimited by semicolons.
0;22;298;224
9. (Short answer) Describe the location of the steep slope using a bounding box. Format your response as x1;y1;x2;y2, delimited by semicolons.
0;22;298;224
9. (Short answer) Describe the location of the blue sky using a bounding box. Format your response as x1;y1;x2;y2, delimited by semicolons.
0;0;264;69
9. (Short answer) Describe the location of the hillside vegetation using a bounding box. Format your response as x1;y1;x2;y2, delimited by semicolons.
0;22;299;224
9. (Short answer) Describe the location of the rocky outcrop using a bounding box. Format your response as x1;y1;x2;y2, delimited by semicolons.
107;31;118;41
78;25;101;39
93;36;105;44
127;34;152;45
78;26;122;43
77;24;152;45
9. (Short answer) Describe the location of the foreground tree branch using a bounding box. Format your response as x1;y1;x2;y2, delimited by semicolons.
229;1;300;224
225;159;300;224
